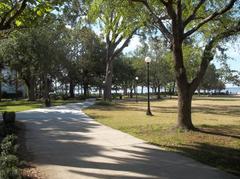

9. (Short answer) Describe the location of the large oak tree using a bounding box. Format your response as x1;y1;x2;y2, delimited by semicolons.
128;0;240;130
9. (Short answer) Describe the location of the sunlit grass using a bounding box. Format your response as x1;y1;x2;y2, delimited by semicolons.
84;96;240;176
0;99;82;112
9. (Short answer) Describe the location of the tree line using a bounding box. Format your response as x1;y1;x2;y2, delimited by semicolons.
0;0;240;130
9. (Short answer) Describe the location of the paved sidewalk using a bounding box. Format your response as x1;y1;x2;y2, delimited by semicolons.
17;100;237;179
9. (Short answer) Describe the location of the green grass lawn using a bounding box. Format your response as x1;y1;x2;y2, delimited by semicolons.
84;96;240;176
0;99;83;112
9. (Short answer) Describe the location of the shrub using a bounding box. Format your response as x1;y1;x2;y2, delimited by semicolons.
0;135;21;179
0;155;21;179
0;135;18;156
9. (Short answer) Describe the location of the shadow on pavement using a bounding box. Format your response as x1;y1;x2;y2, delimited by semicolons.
17;101;238;179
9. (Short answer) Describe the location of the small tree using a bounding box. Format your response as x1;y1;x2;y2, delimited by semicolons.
88;0;146;101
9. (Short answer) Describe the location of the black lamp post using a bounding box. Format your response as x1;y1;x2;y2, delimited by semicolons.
135;76;139;102
145;57;153;116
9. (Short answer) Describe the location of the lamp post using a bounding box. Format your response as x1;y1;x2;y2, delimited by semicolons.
145;57;153;116
135;76;139;102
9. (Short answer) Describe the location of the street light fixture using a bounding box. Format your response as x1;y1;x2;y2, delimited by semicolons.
135;76;139;102
145;56;153;116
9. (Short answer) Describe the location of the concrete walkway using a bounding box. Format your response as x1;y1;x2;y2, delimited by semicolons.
17;100;237;179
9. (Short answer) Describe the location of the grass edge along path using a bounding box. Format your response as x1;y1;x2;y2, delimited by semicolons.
0;99;83;113
83;97;240;176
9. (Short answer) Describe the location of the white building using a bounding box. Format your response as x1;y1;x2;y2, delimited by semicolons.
0;66;25;96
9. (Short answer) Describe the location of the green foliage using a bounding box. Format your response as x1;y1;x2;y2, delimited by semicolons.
88;0;146;37
0;135;18;156
200;64;225;92
0;155;21;179
113;56;136;88
0;0;65;33
0;134;21;179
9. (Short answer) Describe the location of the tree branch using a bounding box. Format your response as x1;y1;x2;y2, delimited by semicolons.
183;0;206;28
0;0;28;30
184;0;237;38
130;0;172;40
112;28;138;59
190;21;240;93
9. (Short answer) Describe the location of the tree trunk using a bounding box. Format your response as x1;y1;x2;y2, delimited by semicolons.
157;85;161;99
104;59;113;101
69;81;75;98
43;74;51;107
24;77;36;101
130;87;133;98
15;72;18;100
123;86;128;95
141;86;144;94
28;85;35;101
83;82;88;99
154;86;157;94
65;84;68;95
177;86;195;130
99;86;102;97
197;88;201;96
28;79;36;101
172;81;176;94
172;31;195;130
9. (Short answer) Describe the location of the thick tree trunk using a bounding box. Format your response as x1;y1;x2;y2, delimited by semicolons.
177;86;195;130
69;81;75;98
104;59;113;101
172;30;195;130
24;77;36;101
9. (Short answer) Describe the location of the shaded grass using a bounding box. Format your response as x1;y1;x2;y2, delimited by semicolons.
0;99;83;112
84;96;240;176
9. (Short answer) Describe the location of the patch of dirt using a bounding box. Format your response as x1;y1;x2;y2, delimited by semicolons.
21;163;46;179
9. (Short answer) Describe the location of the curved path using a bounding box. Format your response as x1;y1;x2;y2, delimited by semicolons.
17;100;237;179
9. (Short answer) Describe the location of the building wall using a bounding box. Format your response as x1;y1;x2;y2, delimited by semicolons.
1;67;25;95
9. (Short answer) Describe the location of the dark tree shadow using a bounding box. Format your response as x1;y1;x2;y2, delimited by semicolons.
161;142;240;177
197;125;240;140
